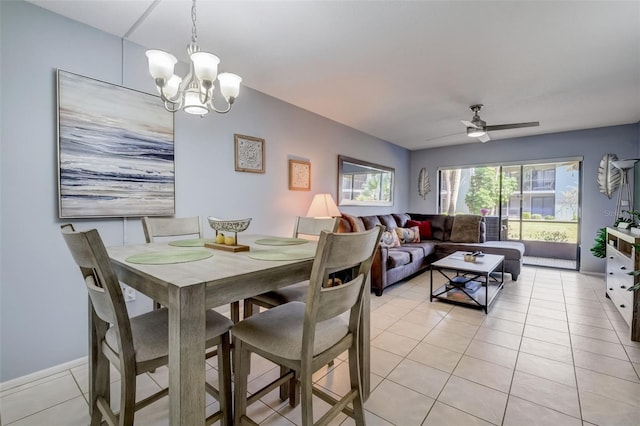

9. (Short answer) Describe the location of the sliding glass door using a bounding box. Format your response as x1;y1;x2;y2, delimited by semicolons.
439;159;581;269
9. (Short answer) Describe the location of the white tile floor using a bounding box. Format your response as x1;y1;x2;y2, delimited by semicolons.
2;265;640;425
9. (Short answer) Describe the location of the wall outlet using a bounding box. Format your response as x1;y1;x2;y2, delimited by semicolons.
122;285;136;302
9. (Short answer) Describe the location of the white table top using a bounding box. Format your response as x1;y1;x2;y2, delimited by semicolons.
431;251;504;274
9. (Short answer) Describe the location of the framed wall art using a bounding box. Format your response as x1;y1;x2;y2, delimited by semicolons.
289;160;311;191
57;69;175;218
234;134;265;173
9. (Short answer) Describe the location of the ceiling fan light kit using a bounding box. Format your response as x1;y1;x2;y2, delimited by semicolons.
461;104;539;143
467;127;486;138
145;0;242;115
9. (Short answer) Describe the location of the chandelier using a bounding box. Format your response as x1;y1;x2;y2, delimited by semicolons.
145;0;241;115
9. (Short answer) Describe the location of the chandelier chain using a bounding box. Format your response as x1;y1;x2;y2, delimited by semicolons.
191;0;198;44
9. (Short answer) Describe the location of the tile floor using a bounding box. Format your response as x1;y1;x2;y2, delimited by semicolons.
2;265;640;425
523;256;577;270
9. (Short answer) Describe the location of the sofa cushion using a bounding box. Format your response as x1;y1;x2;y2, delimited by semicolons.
402;241;437;258
450;215;482;243
429;215;447;241
436;241;524;261
361;215;382;230
380;230;401;248
394;245;427;263
342;213;366;232
478;241;526;260
377;214;398;231
407;219;433;239
395;226;420;243
387;250;410;268
392;213;411;227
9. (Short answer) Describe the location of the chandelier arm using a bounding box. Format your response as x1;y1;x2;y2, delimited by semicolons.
199;91;211;105
163;99;183;113
158;85;181;104
209;100;233;114
198;80;213;105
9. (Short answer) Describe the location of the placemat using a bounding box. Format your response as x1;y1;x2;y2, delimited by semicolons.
248;249;315;261
254;237;309;246
126;250;213;265
168;238;216;247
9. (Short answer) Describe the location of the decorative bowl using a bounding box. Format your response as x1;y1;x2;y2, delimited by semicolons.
207;217;252;233
463;254;477;263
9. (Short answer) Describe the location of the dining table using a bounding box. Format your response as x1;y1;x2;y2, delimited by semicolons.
105;234;371;425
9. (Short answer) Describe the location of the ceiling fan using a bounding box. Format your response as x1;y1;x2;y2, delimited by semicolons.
461;104;539;143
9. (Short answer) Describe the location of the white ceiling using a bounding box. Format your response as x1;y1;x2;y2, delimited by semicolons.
28;0;640;150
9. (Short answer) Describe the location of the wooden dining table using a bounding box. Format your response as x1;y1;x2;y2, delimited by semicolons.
106;234;371;425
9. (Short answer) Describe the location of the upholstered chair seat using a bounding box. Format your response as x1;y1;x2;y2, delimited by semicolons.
104;308;232;368
232;301;349;360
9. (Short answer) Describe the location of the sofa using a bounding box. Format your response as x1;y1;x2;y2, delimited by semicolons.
338;213;525;296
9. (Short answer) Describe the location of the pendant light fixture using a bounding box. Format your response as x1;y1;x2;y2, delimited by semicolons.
145;0;241;115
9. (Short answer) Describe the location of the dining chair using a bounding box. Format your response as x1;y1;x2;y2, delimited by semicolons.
141;216;202;243
141;216;242;323
242;216;340;318
61;224;233;426
231;225;383;426
142;216;202;310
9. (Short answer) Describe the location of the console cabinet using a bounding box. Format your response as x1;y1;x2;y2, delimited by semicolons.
605;227;640;341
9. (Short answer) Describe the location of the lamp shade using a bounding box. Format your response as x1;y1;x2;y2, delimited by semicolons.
307;193;340;218
218;73;242;101
191;51;220;82
163;75;182;99
145;50;177;80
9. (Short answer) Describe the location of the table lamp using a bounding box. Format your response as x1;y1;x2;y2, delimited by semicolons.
307;193;340;218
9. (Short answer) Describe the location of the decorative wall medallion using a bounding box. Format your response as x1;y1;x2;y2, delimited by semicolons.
234;134;265;173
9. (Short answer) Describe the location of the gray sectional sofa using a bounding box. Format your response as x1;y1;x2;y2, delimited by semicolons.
338;212;525;296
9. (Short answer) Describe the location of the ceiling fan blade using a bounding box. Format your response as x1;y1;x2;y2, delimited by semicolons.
461;120;479;128
485;122;540;131
423;131;465;142
478;133;491;143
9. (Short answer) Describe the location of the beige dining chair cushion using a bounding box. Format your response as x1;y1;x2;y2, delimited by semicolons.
232;301;349;360
105;308;233;364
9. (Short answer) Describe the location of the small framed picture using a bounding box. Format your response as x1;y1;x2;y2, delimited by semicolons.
234;134;265;173
289;160;311;191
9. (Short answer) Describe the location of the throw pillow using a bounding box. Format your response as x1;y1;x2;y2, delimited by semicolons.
450;215;482;243
406;219;432;239
395;226;420;243
341;213;366;232
379;230;401;248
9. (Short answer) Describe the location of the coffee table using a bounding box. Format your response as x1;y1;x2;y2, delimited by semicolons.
430;251;505;313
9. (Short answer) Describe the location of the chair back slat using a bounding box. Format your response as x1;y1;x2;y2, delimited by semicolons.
84;275;116;324
142;216;202;243
293;217;339;240
61;225;134;356
316;275;364;322
303;225;383;348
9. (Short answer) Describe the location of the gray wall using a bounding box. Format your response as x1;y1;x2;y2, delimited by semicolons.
410;124;640;274
0;0;409;381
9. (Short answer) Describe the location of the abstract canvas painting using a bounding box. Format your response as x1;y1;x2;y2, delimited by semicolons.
57;70;175;218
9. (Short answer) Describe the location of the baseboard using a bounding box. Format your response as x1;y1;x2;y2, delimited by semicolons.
0;356;88;392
